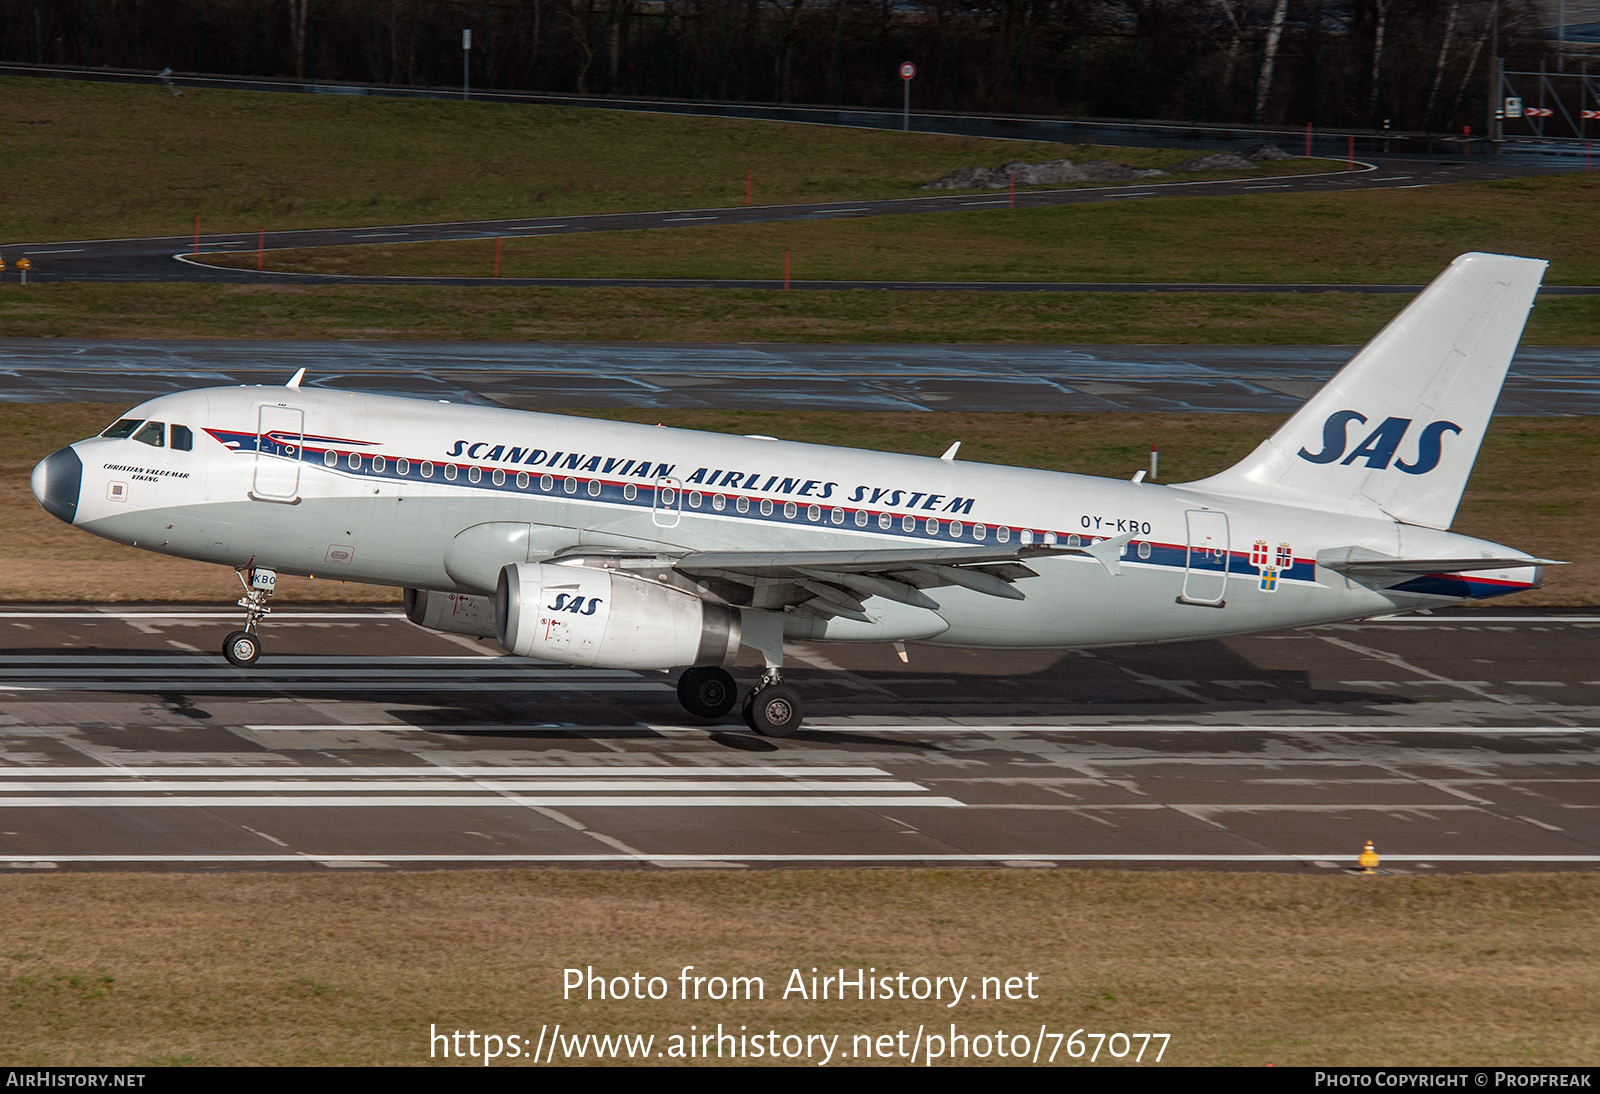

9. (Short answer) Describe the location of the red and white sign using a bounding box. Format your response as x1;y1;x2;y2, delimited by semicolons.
1525;107;1554;118
1583;110;1600;120
899;62;916;81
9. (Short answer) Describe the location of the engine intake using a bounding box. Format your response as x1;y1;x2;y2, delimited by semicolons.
495;562;740;669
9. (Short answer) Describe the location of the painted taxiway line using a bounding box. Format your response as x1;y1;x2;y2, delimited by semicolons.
0;794;965;808
3;853;1597;866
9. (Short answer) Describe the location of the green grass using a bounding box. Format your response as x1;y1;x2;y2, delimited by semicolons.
1;282;1596;344
0;76;1296;243
209;173;1600;285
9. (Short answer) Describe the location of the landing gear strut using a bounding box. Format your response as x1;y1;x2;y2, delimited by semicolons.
741;668;804;738
223;566;277;667
676;666;738;719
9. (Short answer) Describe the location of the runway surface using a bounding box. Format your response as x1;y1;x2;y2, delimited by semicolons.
7;339;1600;414
2;607;1597;872
10;158;1585;290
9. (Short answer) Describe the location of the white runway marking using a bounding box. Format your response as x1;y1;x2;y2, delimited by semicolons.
0;681;666;693
0;766;897;777
0;764;960;808
0;610;406;620
0;795;963;808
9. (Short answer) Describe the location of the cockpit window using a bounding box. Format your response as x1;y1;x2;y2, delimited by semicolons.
101;418;143;439
170;424;194;451
133;421;165;448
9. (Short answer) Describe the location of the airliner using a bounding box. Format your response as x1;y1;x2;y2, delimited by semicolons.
29;253;1555;735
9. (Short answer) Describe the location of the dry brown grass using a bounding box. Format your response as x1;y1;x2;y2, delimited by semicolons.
1;870;1596;1066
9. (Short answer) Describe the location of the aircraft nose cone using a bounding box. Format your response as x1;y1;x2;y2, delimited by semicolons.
31;446;82;525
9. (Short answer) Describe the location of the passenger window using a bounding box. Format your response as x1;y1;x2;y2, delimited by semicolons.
101;418;142;439
133;421;165;447
170;425;194;451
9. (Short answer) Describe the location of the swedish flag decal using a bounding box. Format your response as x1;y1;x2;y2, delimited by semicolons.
1259;568;1279;592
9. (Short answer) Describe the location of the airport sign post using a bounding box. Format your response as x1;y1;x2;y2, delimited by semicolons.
900;62;915;131
462;29;471;101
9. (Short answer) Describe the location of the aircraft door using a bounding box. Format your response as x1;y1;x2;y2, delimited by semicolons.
652;474;682;528
1181;509;1229;606
252;404;304;502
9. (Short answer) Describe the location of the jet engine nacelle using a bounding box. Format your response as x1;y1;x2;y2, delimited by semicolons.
495;562;741;669
403;588;499;638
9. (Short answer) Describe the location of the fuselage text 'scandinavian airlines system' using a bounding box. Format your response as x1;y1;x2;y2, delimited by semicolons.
30;254;1556;735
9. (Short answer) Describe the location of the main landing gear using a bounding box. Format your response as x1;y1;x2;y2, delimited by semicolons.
223;566;277;667
675;666;805;738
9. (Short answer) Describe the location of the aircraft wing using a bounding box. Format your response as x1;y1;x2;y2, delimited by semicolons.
668;533;1136;622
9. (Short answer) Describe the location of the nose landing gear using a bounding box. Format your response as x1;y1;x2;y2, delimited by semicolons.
223;566;277;667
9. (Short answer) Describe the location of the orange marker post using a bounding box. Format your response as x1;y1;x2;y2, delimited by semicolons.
257;229;265;271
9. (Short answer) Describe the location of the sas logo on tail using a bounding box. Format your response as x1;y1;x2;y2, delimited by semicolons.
1297;411;1461;475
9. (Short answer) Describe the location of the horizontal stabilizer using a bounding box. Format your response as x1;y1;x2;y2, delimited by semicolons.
1316;546;1561;575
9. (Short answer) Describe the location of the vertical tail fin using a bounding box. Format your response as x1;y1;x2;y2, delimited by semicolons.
1186;252;1547;530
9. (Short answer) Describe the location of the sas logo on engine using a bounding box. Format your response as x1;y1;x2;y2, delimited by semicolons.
547;593;603;616
1296;410;1461;474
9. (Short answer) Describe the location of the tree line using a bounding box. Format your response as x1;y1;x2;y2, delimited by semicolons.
3;1;1559;133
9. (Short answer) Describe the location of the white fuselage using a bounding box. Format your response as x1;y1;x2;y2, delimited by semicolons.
47;385;1539;649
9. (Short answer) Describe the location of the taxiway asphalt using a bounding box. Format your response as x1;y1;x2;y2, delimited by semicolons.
2;607;1596;872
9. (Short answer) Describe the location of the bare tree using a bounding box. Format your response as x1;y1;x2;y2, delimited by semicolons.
1424;0;1459;130
1254;0;1288;120
287;0;309;80
1367;0;1386;126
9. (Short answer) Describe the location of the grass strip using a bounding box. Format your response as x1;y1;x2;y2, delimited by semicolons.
3;284;1599;344
211;174;1600;286
0;76;1309;244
